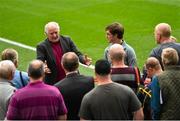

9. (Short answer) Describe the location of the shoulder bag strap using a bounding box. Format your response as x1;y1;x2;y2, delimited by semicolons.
19;71;25;87
134;67;140;86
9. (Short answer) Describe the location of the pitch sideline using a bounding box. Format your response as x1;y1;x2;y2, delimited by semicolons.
0;37;94;69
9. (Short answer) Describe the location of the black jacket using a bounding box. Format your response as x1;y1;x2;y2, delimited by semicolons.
36;35;85;85
54;73;94;120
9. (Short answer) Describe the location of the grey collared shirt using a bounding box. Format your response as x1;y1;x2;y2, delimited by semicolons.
0;80;16;120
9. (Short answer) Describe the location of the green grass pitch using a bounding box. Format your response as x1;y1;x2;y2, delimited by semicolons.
0;0;180;75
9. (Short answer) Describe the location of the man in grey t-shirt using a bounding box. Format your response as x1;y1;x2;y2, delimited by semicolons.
79;59;143;120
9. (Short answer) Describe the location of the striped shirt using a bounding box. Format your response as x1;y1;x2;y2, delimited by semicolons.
111;67;141;92
6;81;67;120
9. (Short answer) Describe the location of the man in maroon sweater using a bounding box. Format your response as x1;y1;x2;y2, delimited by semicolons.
37;21;92;85
6;60;67;120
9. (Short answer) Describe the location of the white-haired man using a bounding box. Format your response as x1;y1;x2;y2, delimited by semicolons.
36;21;91;85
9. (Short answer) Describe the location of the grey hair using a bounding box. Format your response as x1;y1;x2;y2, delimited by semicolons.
0;60;16;80
44;21;60;34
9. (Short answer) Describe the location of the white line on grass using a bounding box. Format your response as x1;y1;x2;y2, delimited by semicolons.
0;37;36;51
0;37;94;69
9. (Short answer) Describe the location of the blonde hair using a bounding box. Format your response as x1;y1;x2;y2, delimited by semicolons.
1;48;18;65
162;48;179;66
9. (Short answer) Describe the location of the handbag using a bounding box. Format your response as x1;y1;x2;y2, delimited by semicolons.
134;67;151;107
135;67;152;119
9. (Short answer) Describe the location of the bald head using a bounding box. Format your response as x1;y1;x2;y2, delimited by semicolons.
155;23;171;37
0;60;16;80
109;44;125;62
154;23;172;44
162;48;179;66
62;52;79;72
145;57;161;70
28;60;44;80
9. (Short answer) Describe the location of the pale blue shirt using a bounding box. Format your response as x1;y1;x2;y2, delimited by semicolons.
12;70;29;89
104;40;137;66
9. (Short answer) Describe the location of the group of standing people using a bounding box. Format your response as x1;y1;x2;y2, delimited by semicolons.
0;21;180;120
